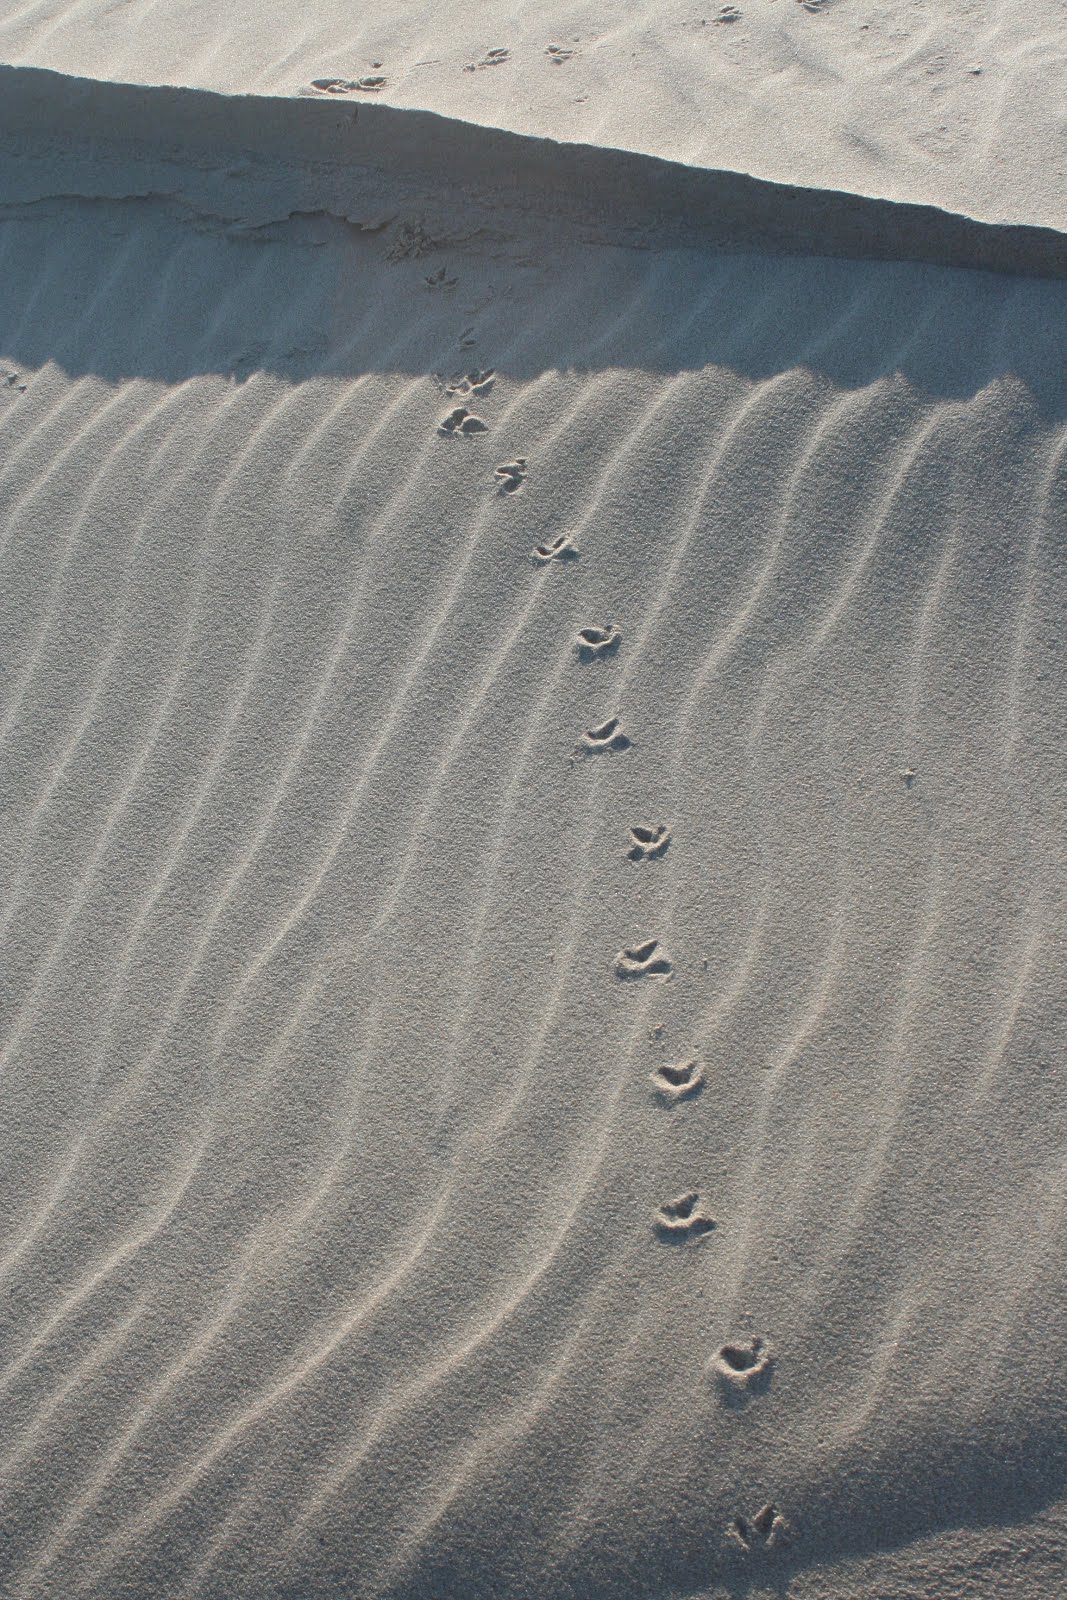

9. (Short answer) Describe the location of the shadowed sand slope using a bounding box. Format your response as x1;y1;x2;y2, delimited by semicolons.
1;196;1066;1600
3;68;1067;283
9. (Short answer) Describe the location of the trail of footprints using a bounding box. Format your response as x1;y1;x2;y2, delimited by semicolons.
438;354;791;1560
312;40;580;101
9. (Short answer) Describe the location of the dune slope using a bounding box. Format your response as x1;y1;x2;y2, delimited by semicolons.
0;0;1065;228
1;178;1066;1599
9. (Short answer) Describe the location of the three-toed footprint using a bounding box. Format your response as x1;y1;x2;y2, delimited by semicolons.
532;533;578;563
579;717;630;754
653;1191;715;1242
627;823;670;861
439;405;488;435
650;1058;704;1102
495;458;527;493
615;938;672;980
711;1335;774;1395
728;1504;792;1551
576;624;621;661
425;265;458;290
466;46;510;70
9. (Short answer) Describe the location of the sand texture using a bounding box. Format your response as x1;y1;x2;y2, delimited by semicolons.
1;13;1066;1600
1;0;1066;228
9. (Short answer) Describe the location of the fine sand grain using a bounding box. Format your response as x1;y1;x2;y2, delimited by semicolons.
0;14;1065;1600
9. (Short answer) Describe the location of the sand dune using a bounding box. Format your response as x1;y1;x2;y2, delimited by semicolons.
2;5;1067;1593
0;0;1064;228
1;172;1066;1598
4;67;1067;284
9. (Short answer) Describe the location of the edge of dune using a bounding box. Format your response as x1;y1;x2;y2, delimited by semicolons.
2;63;1066;280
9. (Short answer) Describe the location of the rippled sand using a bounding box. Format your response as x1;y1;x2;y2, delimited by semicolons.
1;21;1066;1600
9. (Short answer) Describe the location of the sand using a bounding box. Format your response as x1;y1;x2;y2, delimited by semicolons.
1;0;1065;228
1;11;1066;1600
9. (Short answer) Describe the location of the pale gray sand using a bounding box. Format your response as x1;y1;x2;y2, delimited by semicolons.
1;188;1065;1600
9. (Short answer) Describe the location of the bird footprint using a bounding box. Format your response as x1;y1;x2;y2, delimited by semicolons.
439;406;488;435
651;1058;704;1102
627;823;670;861
425;265;458;289
576;624;621;661
615;938;672;980
495;458;527;493
712;1335;774;1394
446;368;495;397
466;46;510;70
579;717;631;754
654;1191;715;1241
729;1504;792;1551
532;534;578;564
545;43;576;62
311;75;386;92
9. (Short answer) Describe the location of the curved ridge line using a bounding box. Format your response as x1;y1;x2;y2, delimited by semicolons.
2;288;586;1548
7;220;294;825
44;285;698;1575
1006;426;1067;761
0;358;400;1286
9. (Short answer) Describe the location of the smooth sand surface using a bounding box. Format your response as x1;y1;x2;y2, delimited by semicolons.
0;0;1065;228
1;13;1066;1600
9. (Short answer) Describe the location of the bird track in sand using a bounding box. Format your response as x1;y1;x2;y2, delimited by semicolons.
576;624;621;661
729;1503;793;1551
578;716;630;754
627;822;670;860
615;938;672;980
310;74;386;93
712;1335;775;1398
532;533;577;563
654;1191;716;1242
650;1058;704;1102
495;458;527;493
439;405;488;435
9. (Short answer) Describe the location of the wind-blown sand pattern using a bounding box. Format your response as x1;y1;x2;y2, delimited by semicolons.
0;0;1064;228
1;22;1067;1600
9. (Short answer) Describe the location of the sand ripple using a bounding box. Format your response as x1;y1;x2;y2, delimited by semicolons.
0;194;1065;1599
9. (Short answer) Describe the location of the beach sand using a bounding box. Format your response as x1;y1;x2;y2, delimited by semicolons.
1;11;1065;1600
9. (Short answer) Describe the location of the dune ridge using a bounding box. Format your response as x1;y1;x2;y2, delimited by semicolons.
2;65;1067;281
1;0;1064;231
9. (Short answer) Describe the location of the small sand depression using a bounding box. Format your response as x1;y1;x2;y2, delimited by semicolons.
438;404;488;435
712;1334;774;1396
445;368;495;398
650;1058;704;1102
576;623;621;661
310;73;385;93
627;822;671;861
494;457;527;493
579;716;631;755
532;533;577;564
615;937;673;979
729;1502;793;1552
654;1191;716;1242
